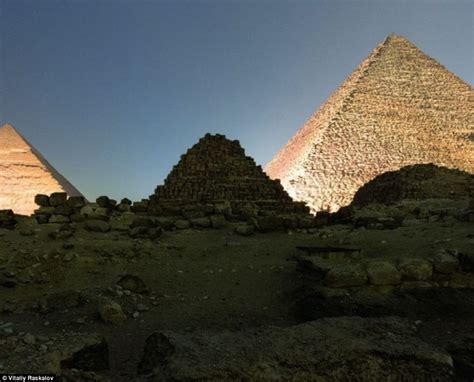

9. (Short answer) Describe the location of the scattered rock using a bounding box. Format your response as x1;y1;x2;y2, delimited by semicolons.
86;220;111;233
210;215;227;229
39;290;82;313
433;250;459;274
399;258;433;281
34;194;50;207
366;260;401;285
325;265;368;287
174;220;190;230
47;335;109;373
190;217;211;228
117;274;148;293
49;192;68;207
98;298;126;325
234;224;255;236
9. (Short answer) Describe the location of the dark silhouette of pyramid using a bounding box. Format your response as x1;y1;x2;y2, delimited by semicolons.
265;34;473;213
149;133;308;213
0;123;83;215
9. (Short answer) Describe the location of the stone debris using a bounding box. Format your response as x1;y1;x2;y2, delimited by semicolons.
97;298;127;325
366;260;401;286
352;164;473;207
0;209;16;229
117;274;148;294
295;248;474;292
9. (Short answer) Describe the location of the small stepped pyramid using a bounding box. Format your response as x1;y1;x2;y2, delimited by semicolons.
0;123;83;215
265;34;474;213
149;133;309;215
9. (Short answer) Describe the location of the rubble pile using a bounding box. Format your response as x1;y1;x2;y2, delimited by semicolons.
351;163;474;207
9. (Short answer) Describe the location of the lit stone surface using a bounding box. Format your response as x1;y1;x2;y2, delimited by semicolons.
0;124;82;215
265;34;474;213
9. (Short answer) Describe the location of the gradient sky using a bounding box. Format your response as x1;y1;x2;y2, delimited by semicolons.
1;0;472;201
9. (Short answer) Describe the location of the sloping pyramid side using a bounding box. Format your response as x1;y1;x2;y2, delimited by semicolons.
152;133;294;204
265;34;474;212
0;124;82;215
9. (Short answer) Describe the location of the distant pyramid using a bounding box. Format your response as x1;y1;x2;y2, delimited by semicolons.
265;34;474;213
149;133;308;213
0;123;83;215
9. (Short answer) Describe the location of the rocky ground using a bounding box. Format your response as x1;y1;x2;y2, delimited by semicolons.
0;197;473;381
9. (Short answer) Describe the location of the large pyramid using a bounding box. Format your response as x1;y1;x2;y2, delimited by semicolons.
265;34;474;213
149;133;309;214
0;123;83;215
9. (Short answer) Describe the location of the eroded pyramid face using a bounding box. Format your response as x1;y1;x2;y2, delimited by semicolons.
0;124;83;215
265;34;474;213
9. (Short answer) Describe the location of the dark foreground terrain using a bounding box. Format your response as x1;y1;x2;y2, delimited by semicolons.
1;194;473;381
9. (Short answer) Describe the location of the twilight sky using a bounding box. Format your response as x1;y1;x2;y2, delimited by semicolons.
1;0;472;201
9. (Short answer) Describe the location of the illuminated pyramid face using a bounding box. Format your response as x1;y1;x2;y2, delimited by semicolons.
265;34;474;213
0;124;83;215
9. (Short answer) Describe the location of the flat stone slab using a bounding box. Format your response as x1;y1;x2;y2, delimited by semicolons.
296;246;362;260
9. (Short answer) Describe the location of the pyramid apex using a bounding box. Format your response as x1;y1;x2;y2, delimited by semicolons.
382;34;417;47
0;123;23;140
1;123;17;132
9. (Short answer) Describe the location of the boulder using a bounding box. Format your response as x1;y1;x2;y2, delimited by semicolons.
399;258;433;281
174;220;190;230
67;196;86;208
97;298;126;325
70;213;86;223
131;201;148;213
0;209;16;229
120;198;132;205
190;217;211;228
117;203;131;213
34;194;50;207
49;215;71;224
117;274;148;293
54;205;74;216
36;214;50;224
210;215;227;229
129;226;162;240
234;224;255;236
39;290;83;313
256;215;284;232
96;196;111;208
433;250;459;274
35;206;55;215
86;220;111;233
366;261;401;285
80;205;109;221
130;217;156;229
298;216;315;229
324;265;368;288
460;253;474;272
49;192;68;207
46;334;109;373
